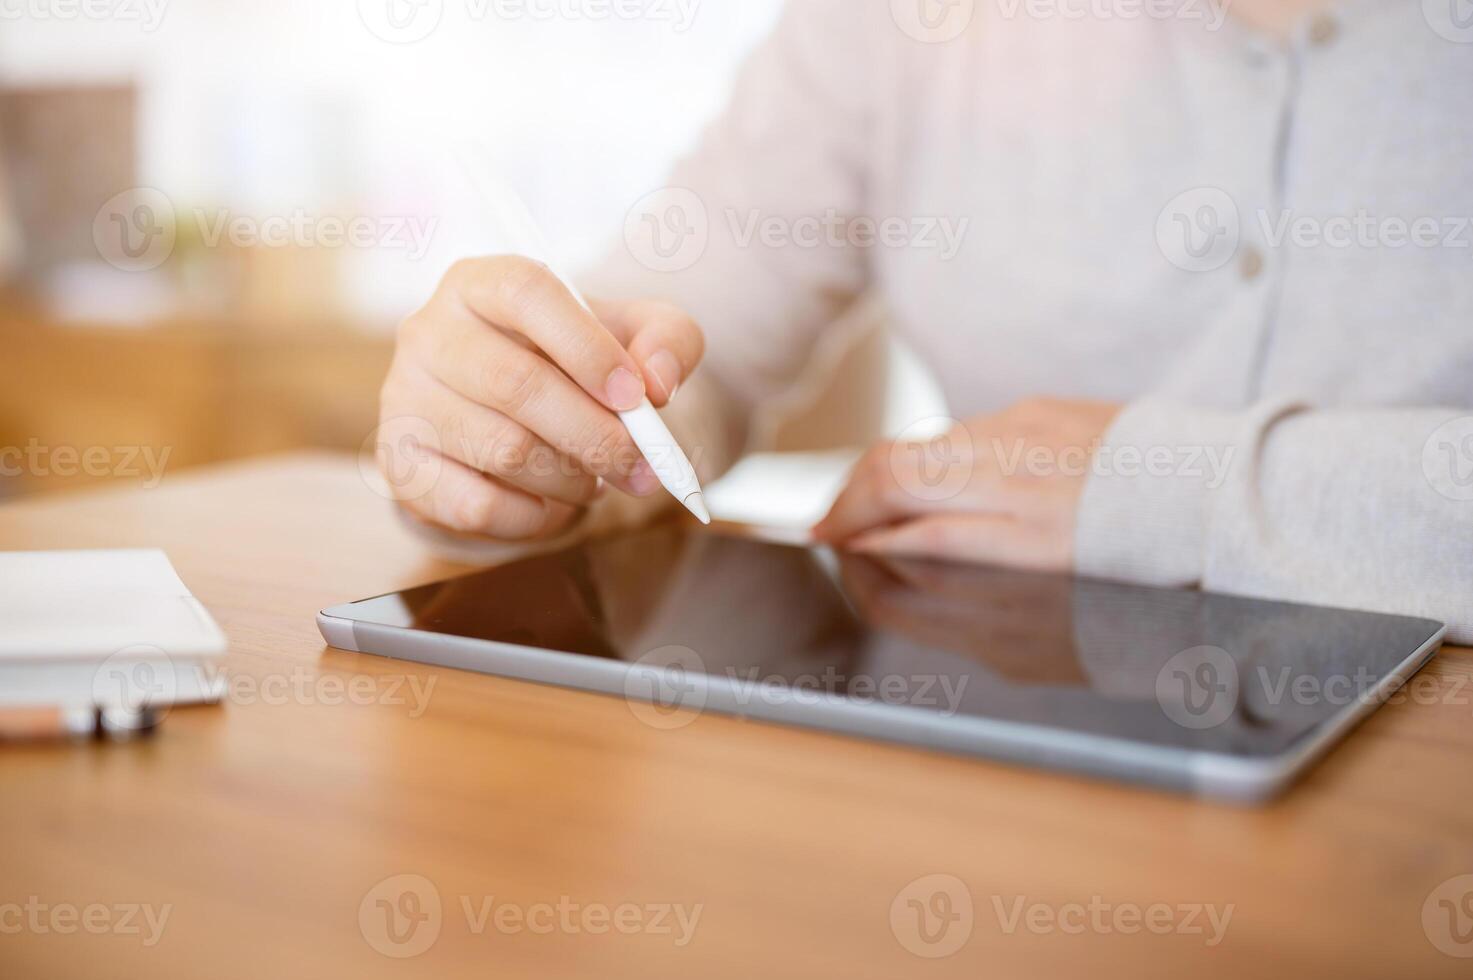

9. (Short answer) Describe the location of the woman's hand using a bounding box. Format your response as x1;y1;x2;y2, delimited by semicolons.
813;398;1122;572
376;255;705;541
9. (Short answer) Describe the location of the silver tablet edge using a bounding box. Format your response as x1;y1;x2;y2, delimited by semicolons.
319;606;1448;802
1190;624;1447;802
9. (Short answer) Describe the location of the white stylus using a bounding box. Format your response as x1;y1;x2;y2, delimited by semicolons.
455;145;710;524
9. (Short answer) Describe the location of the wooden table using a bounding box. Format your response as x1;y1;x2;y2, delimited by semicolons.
2;453;1470;979
0;291;392;498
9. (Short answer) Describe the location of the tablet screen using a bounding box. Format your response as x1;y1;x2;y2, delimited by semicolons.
337;525;1443;757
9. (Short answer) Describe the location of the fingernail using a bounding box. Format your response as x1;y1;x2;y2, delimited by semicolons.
628;460;660;496
605;367;645;412
645;349;682;402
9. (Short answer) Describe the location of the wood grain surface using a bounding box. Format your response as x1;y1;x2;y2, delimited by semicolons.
1;452;1470;979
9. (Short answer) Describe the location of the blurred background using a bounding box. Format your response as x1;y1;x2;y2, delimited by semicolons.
0;0;790;497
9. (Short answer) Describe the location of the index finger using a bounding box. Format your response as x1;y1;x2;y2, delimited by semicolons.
812;446;915;544
447;255;649;413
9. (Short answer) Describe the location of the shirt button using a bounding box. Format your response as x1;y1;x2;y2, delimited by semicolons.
1308;14;1338;46
1243;40;1273;65
1239;247;1265;281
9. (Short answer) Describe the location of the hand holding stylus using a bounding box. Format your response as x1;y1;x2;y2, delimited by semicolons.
379;258;706;540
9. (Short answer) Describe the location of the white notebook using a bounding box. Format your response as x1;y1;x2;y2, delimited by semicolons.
703;449;863;543
0;549;227;709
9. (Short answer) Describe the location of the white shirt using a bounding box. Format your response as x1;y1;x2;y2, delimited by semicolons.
584;0;1473;640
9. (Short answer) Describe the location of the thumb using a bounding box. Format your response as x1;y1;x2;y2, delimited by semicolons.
593;299;706;408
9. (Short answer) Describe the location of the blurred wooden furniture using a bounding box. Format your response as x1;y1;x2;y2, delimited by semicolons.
0;85;136;277
0;293;391;496
0;453;1469;979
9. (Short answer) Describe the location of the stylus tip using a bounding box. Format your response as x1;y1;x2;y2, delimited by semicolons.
684;491;711;525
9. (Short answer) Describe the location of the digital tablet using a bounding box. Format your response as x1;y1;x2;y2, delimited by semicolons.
318;525;1445;802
